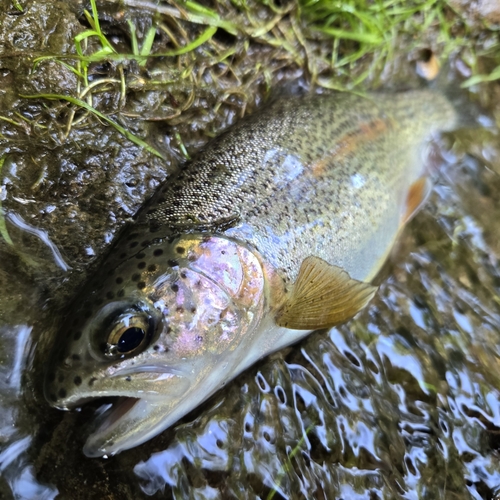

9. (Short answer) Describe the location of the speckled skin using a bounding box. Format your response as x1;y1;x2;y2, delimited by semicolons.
140;90;457;282
44;90;457;457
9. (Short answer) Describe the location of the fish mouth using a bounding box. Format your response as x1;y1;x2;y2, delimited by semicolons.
91;397;141;437
75;370;191;458
82;393;189;458
82;395;146;458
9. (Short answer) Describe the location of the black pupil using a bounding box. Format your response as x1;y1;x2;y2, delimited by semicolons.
117;327;145;353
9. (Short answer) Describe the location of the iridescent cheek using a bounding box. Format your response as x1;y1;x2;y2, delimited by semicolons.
155;271;234;357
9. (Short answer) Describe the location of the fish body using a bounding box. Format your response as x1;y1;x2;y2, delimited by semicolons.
45;90;457;457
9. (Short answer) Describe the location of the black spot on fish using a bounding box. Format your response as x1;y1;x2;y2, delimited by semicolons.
106;291;115;300
131;273;140;282
153;345;160;351
138;281;146;290
135;252;146;259
116;277;123;284
167;259;178;267
73;331;82;341
153;249;163;257
166;326;172;334
171;283;179;292
125;376;132;382
148;264;157;272
138;262;146;270
89;377;97;386
58;388;67;398
191;307;197;314
71;354;80;361
176;307;184;313
188;254;196;262
180;272;187;279
176;247;185;254
117;289;125;298
129;241;139;248
263;432;273;443
74;376;82;386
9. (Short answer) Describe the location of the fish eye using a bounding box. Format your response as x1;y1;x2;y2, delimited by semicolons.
105;314;152;357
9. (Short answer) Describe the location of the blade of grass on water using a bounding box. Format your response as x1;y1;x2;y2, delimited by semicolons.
20;94;165;159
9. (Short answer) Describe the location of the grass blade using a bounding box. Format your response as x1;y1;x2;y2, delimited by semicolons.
20;94;165;159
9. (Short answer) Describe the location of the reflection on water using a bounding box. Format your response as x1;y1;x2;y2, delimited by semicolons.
5;213;71;272
0;131;498;499
124;143;500;499
0;54;498;499
0;130;499;499
0;325;57;499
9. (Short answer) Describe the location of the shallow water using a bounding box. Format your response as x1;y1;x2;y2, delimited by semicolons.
1;1;500;499
2;118;499;500
127;140;500;499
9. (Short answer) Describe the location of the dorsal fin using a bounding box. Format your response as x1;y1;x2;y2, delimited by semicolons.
276;256;377;330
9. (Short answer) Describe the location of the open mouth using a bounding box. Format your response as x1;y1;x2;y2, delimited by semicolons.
46;365;193;457
91;397;141;436
80;394;161;458
76;372;191;457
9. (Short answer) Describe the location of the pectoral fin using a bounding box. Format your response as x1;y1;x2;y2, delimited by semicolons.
402;176;432;225
276;256;377;330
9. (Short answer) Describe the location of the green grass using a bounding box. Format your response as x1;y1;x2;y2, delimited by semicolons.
463;64;500;87
20;94;165;159
297;0;474;86
26;0;232;156
267;424;314;500
12;0;23;11
17;0;500;162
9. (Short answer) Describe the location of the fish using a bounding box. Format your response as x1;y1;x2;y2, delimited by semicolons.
44;89;458;457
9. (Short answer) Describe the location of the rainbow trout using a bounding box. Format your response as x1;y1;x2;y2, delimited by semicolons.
45;90;457;457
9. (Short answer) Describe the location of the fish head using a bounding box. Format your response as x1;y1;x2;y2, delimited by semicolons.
44;233;265;456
